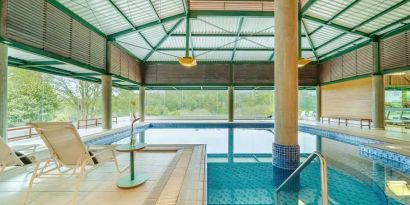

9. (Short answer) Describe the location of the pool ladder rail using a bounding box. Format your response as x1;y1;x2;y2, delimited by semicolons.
275;151;329;205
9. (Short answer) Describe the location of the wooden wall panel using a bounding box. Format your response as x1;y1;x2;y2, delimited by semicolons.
4;0;107;71
342;51;356;78
384;73;410;86
330;58;343;80
299;63;317;85
381;31;409;70
144;64;230;85
144;63;317;86
321;77;372;119
234;64;273;85
109;43;142;83
319;44;373;84
356;45;373;74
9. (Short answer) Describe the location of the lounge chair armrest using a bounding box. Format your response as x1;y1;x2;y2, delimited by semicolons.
87;146;116;158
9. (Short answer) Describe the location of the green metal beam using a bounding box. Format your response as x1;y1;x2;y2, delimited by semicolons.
2;37;106;74
300;0;318;16
143;18;185;62
71;73;100;77
108;0;133;27
139;33;154;49
231;17;245;62
301;20;318;60
328;0;361;23
189;10;274;18
173;33;307;37
308;0;361;37
108;0;154;49
373;38;381;74
315;33;346;50
268;52;275;62
320;73;372;86
108;13;186;40
147;0;168;34
319;39;372;62
370;16;410;36
298;1;302;58
185;16;190;57
303;15;369;37
111;41;142;62
18;61;65;67
351;0;408;32
47;0;105;37
9;58;106;84
318;38;365;60
308;26;322;36
380;23;410;39
157;48;312;52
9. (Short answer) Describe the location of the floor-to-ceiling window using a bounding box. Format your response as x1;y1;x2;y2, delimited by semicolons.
385;71;410;133
298;89;317;120
145;89;228;120
234;89;274;120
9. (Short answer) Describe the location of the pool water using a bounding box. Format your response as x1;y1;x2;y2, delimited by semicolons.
111;127;409;205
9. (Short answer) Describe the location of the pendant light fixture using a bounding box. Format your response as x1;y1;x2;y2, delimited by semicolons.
178;15;197;68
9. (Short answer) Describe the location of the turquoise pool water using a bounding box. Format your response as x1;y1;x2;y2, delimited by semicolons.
111;127;409;205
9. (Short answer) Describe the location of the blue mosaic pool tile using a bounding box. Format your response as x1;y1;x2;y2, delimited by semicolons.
359;145;410;174
299;126;381;146
149;122;274;129
85;123;149;145
272;143;300;170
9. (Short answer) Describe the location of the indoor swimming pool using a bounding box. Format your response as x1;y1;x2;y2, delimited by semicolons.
90;124;410;205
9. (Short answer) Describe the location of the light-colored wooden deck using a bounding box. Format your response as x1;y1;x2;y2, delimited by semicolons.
0;145;206;205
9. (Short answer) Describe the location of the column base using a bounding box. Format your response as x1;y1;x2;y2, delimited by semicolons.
272;143;300;189
272;143;300;170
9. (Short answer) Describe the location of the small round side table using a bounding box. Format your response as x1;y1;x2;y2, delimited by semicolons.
115;143;148;189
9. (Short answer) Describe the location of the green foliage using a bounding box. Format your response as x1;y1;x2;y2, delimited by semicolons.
112;88;138;117
235;90;274;116
52;77;102;121
8;67;59;127
145;90;228;117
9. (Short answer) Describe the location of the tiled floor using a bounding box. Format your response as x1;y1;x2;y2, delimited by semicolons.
300;120;410;143
300;120;410;157
0;145;206;205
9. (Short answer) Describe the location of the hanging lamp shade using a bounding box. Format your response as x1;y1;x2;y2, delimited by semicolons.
178;56;197;68
297;58;311;68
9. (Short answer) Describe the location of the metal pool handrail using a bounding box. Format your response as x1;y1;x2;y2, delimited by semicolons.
275;151;328;205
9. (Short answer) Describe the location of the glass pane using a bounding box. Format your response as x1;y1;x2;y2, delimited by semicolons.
234;90;274;120
145;90;228;119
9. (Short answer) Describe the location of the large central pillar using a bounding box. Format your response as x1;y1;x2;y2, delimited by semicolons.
102;75;112;130
273;0;299;170
0;44;7;142
139;86;145;122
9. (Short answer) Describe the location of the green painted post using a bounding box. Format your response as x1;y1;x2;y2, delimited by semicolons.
0;44;7;142
130;152;135;180
402;90;408;107
185;16;190;57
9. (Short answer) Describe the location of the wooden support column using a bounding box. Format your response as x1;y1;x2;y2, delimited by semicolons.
0;44;7;141
139;86;145;122
228;86;234;122
372;38;385;129
372;74;385;129
316;85;321;122
228;64;234;122
102;75;112;130
273;0;299;170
